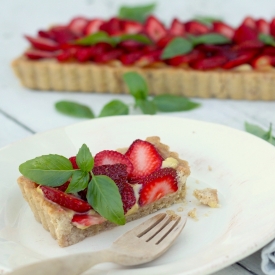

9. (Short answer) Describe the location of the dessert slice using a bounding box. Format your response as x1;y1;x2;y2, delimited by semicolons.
17;136;190;247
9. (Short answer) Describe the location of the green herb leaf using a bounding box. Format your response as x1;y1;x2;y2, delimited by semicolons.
66;170;90;194
245;122;275;145
117;34;152;45
153;94;201;112
194;16;222;26
55;101;95;118
161;37;193;59
75;31;115;46
118;3;156;23
136;99;157;114
19;155;73;187
76;144;94;172
87;175;125;225
259;33;275;46
123;72;148;102
189;33;231;46
98;100;129;117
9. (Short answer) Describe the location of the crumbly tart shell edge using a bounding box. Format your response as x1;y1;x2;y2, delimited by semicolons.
12;56;275;100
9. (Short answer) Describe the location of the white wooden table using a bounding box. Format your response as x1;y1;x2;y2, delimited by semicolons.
1;0;275;274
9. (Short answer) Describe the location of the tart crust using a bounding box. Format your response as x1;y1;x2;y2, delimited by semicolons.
12;55;275;100
17;136;190;247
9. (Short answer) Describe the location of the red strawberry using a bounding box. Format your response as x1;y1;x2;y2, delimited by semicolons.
68;17;89;35
256;19;270;34
94;49;123;63
94;150;133;175
75;47;95;62
233;23;258;44
24;49;59;60
270;18;275;37
135;50;162;66
190;55;228;70
69;156;79;169
40;186;92;212
99;18;122;35
38;30;56;40
251;55;275;69
121;20;143;34
93;164;128;192
212;22;235;39
233;40;263;51
184;21;209;35
121;183;136;213
56;181;70;192
49;26;76;44
242;16;256;29
138;168;178;206
118;40;144;52
169;18;185;36
223;50;257;69
25;35;59;51
144;15;167;42
156;35;175;48
84;19;105;35
166;49;204;66
125;139;163;180
72;214;106;228
262;46;275;56
120;51;144;65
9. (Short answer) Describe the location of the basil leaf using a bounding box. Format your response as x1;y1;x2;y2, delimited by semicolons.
66;170;89;194
259;33;275;46
87;175;125;225
161;37;193;59
76;144;94;172
75;31;115;46
118;3;156;23
123;72;148;102
189;33;231;46
55;101;95;118
98;100;129;117
19;155;73;186
245;122;275;146
118;34;152;45
153;94;201;112
136;99;157;114
194;16;222;26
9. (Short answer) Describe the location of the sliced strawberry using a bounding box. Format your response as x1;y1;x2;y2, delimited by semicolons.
144;15;167;42
233;23;258;44
121;183;136;213
49;26;76;44
40;186;92;212
166;49;204;66
121;20;143;34
118;40;144;52
38;30;56;40
120;51;144;65
24;49;59;60
135;50;162;66
93;163;128;192
212;21;235;39
25;35;59;51
169;18;185;36
184;21;209;35
90;42;113;56
56;181;70;192
156;35;175;48
233;40;263;51
72;214;106;228
262;46;275;56
270;18;275;37
242;16;256;29
69;156;79;169
75;47;95;62
94;49;123;63
223;50;257;69
256;19;270;34
138;168;178;206
251;55;275;69
125;139;163;180
84;19;105;35
99;18;122;36
68;16;89;35
190;55;228;70
94;150;133;175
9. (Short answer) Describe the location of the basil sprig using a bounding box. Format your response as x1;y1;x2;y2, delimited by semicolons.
75;31;151;47
259;33;275;47
19;144;125;225
245;122;275;146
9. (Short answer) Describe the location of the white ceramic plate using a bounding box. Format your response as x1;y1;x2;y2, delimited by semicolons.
1;115;275;275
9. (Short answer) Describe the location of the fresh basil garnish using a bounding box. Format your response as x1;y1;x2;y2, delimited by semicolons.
55;101;95;118
194;16;222;26
98;100;129;117
66;170;90;194
189;33;231;46
245;122;275;145
258;33;275;47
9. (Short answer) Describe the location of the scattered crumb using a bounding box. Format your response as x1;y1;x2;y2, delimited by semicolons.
195;179;200;184
193;188;219;208
188;208;197;219
166;210;179;220
208;165;212;171
177;207;184;212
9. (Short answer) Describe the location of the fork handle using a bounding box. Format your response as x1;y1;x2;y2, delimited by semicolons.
8;249;115;275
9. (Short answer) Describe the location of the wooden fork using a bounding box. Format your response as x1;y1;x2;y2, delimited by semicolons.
8;212;187;275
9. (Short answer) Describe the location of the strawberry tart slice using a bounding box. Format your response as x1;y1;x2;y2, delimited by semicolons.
17;136;190;247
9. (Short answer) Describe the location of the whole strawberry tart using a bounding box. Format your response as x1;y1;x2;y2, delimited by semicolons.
17;136;190;247
11;12;275;100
